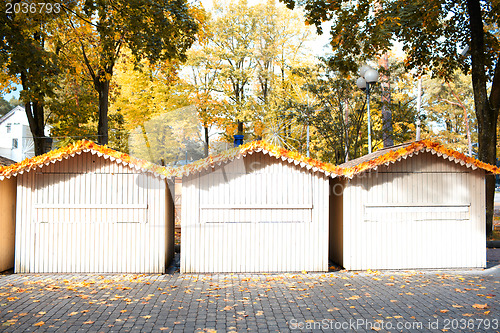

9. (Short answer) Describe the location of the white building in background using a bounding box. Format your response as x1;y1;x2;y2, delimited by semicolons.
0;105;46;162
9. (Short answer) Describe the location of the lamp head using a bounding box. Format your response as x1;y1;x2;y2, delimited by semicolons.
365;68;379;83
358;65;372;77
356;77;367;90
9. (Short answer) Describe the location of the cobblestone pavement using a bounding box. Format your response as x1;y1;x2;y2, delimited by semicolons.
0;263;498;332
488;248;500;268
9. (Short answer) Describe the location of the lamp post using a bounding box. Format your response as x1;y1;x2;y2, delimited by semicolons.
357;65;379;154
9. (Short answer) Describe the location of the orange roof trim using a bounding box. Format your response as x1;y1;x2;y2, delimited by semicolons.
173;140;340;177
0;140;174;180
339;140;500;178
1;139;497;181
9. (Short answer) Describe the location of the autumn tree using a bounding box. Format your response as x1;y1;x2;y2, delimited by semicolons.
290;59;418;164
282;0;500;235
206;0;259;136
0;0;66;155
45;67;98;148
186;47;225;156
110;50;196;161
57;0;199;145
0;97;14;116
187;0;315;145
422;72;477;154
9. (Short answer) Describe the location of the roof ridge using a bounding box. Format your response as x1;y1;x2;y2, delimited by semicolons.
338;140;500;177
2;139;497;181
0;139;173;180
0;105;24;124
173;140;340;177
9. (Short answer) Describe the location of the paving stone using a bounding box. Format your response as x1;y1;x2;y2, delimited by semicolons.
0;263;499;332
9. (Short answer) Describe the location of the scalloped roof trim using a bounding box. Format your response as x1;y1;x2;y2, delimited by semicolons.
339;140;500;178
0;140;173;180
173;140;340;178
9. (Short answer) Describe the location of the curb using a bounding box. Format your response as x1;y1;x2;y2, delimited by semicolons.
487;241;500;248
479;264;500;276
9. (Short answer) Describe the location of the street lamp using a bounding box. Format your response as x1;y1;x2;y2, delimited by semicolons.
357;65;379;154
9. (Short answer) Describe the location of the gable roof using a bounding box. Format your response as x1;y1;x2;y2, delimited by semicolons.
337;140;500;178
0;140;173;180
0;105;24;124
0;155;16;167
2;139;496;181
173;140;340;177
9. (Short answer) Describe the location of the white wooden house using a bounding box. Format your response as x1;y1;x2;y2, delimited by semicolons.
0;140;175;273
0;156;16;272
175;141;339;273
330;141;498;270
0;106;44;162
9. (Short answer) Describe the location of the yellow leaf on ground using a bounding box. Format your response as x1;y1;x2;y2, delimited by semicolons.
34;321;44;327
472;304;488;309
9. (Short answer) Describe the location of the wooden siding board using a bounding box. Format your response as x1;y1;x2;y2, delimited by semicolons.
181;152;329;273
15;152;170;273
343;151;485;270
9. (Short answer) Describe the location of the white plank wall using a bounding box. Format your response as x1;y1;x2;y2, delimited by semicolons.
181;152;330;273
341;152;486;270
15;152;171;273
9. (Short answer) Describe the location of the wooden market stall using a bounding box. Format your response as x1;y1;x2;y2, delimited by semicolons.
330;141;498;270
176;141;339;273
0;140;174;273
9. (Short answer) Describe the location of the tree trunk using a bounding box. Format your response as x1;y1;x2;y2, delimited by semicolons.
24;101;49;156
379;53;394;147
95;76;110;145
21;71;49;156
467;0;499;237
237;121;244;135
204;126;209;157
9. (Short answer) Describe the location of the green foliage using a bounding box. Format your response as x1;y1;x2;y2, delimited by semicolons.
422;72;477;154
45;73;98;147
282;0;498;80
0;97;13;117
288;59;418;164
0;0;63;102
53;0;200;144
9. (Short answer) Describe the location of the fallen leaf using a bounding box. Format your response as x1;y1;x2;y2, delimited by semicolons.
440;310;449;313
34;321;44;327
83;320;94;324
346;295;361;300
472;304;488;309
